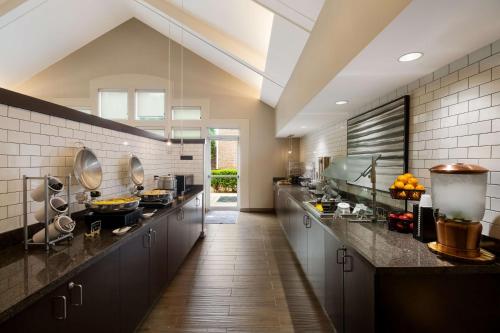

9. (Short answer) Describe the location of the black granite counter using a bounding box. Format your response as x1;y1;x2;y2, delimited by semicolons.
275;184;500;274
0;187;203;324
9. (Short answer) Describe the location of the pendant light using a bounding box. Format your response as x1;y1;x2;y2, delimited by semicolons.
166;23;172;147
288;135;293;155
166;132;172;146
179;0;185;157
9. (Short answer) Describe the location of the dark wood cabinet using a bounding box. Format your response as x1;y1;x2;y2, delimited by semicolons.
167;194;203;283
276;191;314;292
307;214;325;307
276;191;374;333
293;205;308;273
67;250;120;333
325;231;344;333
167;208;184;282
0;192;212;333
343;246;375;333
284;197;292;236
275;188;289;232
276;188;500;333
119;229;150;332
1;283;70;333
149;217;168;302
185;194;202;248
0;250;121;333
324;234;375;333
193;194;203;243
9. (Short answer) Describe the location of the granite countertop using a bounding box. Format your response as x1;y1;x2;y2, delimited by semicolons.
276;184;500;274
0;188;203;324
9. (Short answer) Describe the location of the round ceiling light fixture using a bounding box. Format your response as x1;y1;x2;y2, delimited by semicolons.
398;52;423;62
336;100;348;105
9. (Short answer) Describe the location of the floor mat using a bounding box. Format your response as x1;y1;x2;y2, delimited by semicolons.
205;210;239;224
216;196;238;203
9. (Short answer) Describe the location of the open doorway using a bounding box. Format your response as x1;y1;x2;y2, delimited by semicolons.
205;128;240;212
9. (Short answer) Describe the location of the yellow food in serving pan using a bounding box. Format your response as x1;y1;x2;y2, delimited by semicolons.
92;197;139;205
142;190;167;196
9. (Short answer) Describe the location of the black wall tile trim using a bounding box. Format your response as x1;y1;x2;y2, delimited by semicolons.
0;88;205;144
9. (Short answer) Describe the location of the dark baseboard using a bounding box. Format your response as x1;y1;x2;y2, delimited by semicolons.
239;208;275;213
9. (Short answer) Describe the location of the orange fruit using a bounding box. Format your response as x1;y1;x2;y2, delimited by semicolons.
397;175;408;183
415;184;425;191
404;184;415;190
398;191;407;199
404;173;414;178
394;181;405;189
407;177;419;185
389;184;396;190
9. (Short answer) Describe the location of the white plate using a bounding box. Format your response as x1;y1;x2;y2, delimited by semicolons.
112;226;132;236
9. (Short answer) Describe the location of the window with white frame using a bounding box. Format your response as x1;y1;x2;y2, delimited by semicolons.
172;106;202;120
137;127;165;137
99;90;128;120
136;90;165;120
171;127;202;139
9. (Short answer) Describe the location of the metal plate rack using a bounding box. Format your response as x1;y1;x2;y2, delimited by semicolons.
23;175;73;251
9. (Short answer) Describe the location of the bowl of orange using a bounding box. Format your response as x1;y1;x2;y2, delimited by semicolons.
389;173;425;201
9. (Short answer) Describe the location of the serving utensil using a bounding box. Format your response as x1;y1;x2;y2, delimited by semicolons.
142;209;158;219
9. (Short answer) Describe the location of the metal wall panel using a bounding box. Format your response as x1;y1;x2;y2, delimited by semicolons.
347;96;409;192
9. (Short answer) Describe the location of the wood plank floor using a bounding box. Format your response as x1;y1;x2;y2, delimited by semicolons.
138;212;334;333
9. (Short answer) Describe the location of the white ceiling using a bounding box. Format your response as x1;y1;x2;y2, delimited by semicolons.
253;0;324;32
0;0;131;87
278;0;500;137
168;0;274;58
0;0;324;108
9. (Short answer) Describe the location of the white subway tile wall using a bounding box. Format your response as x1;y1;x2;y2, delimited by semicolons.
300;40;500;239
0;105;204;234
167;144;205;185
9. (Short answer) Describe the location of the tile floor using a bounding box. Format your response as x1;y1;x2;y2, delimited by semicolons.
138;212;334;332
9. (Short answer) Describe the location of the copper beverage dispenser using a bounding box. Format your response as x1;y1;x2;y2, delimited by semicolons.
428;163;495;262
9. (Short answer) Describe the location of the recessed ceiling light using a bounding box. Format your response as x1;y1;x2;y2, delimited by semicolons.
301;126;308;129
336;100;348;105
398;52;423;62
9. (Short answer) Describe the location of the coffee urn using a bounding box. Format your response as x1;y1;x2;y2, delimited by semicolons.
428;163;495;262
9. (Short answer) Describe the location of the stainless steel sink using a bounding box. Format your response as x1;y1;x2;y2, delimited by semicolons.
303;201;375;222
302;201;336;219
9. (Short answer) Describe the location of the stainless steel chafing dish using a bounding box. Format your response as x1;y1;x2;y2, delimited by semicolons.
86;196;141;213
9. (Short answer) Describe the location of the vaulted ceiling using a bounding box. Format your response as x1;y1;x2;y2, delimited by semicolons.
0;0;324;107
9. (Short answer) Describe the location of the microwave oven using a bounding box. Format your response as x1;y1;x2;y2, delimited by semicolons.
175;174;194;195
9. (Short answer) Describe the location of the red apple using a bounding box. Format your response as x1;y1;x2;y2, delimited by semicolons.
404;212;414;219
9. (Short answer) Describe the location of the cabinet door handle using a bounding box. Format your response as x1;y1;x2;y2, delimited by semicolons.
52;296;67;320
68;282;83;306
343;254;353;272
336;248;346;264
152;229;157;243
143;233;151;248
305;216;311;228
196;197;200;207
